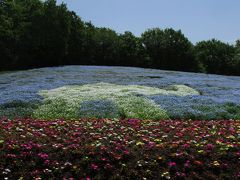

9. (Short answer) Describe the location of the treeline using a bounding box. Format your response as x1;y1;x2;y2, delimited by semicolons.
0;0;240;75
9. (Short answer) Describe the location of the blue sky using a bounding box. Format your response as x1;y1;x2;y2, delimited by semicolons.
56;0;240;44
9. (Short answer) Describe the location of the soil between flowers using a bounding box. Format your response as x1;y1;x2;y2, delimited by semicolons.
0;118;239;179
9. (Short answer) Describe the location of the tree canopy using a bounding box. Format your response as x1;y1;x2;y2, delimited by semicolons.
0;0;239;76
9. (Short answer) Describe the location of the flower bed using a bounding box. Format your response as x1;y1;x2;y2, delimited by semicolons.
0;118;239;179
1;66;240;120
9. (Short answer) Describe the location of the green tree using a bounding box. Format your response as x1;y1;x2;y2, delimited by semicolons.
195;39;236;75
39;0;71;66
233;40;240;75
92;27;120;66
0;0;28;69
65;11;85;65
0;0;72;69
118;31;141;66
141;28;196;71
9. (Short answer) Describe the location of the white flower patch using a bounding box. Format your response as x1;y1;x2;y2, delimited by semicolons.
35;82;196;119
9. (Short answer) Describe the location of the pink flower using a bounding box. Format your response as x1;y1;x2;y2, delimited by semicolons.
206;143;214;150
44;160;50;165
37;153;49;159
182;143;190;149
176;172;186;177
128;119;141;125
6;154;17;158
168;161;176;167
21;143;32;150
184;160;190;167
101;157;107;161
147;141;156;148
104;163;113;169
90;163;99;170
123;150;130;155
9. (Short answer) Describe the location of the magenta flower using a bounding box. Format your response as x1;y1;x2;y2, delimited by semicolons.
168;161;176;167
184;160;190;167
206;143;214;150
90;163;99;170
37;153;49;160
147;141;156;148
44;160;50;165
182;143;190;149
123;150;130;155
6;154;17;158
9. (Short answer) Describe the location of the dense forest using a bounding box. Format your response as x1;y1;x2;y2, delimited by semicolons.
0;0;240;75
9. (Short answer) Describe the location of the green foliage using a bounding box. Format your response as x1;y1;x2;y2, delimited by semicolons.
116;96;169;120
118;31;147;67
165;85;200;96
233;40;240;75
0;100;39;118
141;28;197;71
92;28;120;65
166;102;240;120
194;39;236;75
33;98;79;119
224;103;240;119
0;0;240;75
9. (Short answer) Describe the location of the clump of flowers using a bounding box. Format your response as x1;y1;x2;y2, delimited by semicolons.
33;83;199;119
0;117;239;179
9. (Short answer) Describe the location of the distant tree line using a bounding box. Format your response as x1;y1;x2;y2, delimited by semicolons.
0;0;240;75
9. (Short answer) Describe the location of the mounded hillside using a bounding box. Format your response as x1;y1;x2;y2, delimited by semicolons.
0;66;240;120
